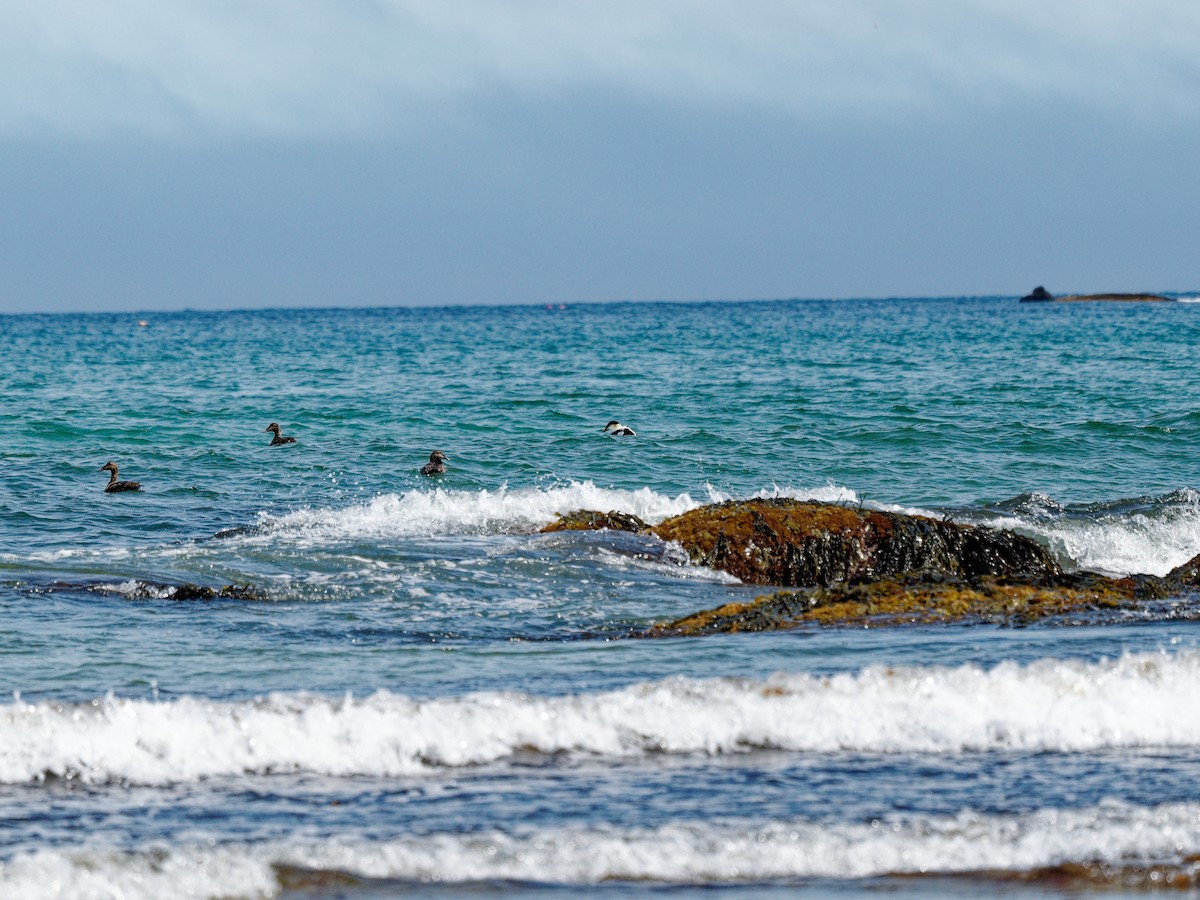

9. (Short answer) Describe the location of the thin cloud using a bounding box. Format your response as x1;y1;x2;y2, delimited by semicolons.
0;0;1197;139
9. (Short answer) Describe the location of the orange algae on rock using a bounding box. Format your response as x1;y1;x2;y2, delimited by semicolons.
650;499;1058;587
801;578;1138;627
648;573;1165;636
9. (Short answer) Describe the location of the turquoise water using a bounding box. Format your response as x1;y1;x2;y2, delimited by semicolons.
2;297;1200;896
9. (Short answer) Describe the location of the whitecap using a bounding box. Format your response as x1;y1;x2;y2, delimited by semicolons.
4;650;1200;785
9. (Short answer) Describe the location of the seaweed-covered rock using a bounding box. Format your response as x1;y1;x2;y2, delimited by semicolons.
541;509;650;533
650;499;1058;587
648;571;1173;636
1165;553;1200;588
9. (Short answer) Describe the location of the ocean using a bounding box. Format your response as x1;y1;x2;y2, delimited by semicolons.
2;295;1199;897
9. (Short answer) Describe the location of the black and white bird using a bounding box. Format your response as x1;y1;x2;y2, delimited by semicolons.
602;420;635;437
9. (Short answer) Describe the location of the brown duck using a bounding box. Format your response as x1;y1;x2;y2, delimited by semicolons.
99;461;141;493
421;450;448;476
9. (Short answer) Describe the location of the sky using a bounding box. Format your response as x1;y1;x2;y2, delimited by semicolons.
0;0;1197;313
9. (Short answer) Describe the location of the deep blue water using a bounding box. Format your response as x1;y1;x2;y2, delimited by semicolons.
2;296;1200;897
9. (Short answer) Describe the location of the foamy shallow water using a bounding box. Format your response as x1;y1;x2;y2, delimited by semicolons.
3;298;1200;897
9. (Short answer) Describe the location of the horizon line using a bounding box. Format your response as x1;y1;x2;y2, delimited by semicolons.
2;289;1195;319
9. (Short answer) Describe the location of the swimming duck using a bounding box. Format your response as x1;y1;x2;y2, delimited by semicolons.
421;450;448;476
603;420;636;436
99;461;141;493
264;423;297;446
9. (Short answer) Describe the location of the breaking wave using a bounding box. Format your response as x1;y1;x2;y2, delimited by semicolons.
969;487;1200;576
247;481;857;542
4;650;1200;786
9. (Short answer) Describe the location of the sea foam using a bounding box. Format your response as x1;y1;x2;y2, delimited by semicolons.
4;650;1200;786
249;481;858;543
254;482;697;541
972;488;1200;576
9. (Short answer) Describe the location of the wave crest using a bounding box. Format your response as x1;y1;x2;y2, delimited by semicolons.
5;650;1200;786
975;487;1200;576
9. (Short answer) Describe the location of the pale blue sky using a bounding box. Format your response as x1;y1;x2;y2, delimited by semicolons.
1;1;1197;313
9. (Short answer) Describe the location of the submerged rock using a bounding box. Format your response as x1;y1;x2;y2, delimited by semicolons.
168;583;266;602
541;509;650;533
1057;293;1173;302
974;859;1200;892
273;864;364;892
649;499;1058;587
37;580;267;602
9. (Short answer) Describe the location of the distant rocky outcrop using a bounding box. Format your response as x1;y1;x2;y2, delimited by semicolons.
1059;293;1173;302
1020;286;1172;303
